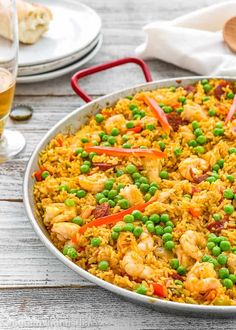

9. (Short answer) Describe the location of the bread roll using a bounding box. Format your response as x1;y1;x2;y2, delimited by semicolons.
0;0;52;44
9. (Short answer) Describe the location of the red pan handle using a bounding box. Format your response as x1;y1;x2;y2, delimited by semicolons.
71;57;152;103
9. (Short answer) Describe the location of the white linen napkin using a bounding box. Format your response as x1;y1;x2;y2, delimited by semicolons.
135;1;236;76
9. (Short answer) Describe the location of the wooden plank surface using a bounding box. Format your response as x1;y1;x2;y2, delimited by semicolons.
1;0;235;328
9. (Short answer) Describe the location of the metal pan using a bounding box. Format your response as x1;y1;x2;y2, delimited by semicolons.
23;57;236;316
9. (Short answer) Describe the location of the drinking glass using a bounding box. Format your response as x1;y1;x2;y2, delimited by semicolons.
0;0;25;163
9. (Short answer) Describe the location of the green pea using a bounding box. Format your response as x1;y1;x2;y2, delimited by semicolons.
224;189;234;199
139;177;148;184
66;247;78;259
166;221;174;227
228;147;236;154
201;79;208;85
42;171;49;179
98;260;109;271
140;183;150;193
169;86;176;92
183;194;191;200
133;226;143;238
105;180;114;190
114;195;122;203
159;171;169;180
192;121;200;130
174;147;182;156
188;140;197;147
64;199;76;207
217;159;224;168
160;214;170;223
219;268;230;279
170;258;179;270
99;131;105;138
116;169;124;177
81;151;88;158
208;108;216;116
76;190;86;198
126;164;137;174
142;215;149;224
132;210;143;221
118;199;130;209
203;84;212;93
149;214;160;224
178;96;186;104
155;225;164;235
195;146;205;154
226;92;235;100
72;216;84;226
108;190;118;199
212;164;220;172
102;142;111;147
229;274;236;284
81;137;89;143
226;175;234;183
75;147;83;155
96;193;104;201
92;140;99;146
196;135;207;145
217;254;228;266
163;106;173;113
99;197;109;204
89;152;97;160
202;96;210;102
136;284;147;295
126;121;134;129
122;142;131;149
163;226;173;234
111;128;120;136
95;114;104;123
108;136;116;145
164;241;175;250
201;255;212;262
194;128;203;137
132;172;141;180
177;266;186;275
144;193;152;202
146;221;155;233
222;278;233;289
102;190;109;197
212;246;221;257
117;183;125;192
91;237;102;247
213;128;224;136
213;213;221;221
220;240;231;251
80;164;90;173
124;223;134;232
123;214;134;223
111;231;119;240
129;104;138;110
207;242;215;250
159;141;166;151
162;233;172;242
146;124;155;131
59;184;69;192
224;205;234;215
216;122;223;128
206;176;217;183
108;200;116;208
149;186;158;196
176;107;183;114
122;135;129;142
150;182;159;188
102;134;108;141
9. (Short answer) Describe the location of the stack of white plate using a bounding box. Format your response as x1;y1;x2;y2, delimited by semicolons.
17;0;102;84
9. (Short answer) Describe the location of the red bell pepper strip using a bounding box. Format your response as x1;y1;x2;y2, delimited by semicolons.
142;95;172;133
151;282;167;298
84;146;166;158
128;125;143;133
78;198;157;234
225;94;236;123
57;137;63;147
33;166;46;182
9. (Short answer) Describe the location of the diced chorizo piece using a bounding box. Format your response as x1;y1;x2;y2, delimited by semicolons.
93;203;110;218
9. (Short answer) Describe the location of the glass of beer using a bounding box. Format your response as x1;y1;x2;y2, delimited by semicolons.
0;0;25;163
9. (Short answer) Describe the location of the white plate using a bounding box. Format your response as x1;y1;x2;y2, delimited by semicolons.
17;35;102;84
18;34;100;76
19;0;101;67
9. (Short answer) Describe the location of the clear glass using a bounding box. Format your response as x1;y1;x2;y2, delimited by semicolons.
0;0;25;163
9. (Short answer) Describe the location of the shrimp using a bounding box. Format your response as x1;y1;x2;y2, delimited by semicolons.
185;262;221;295
227;253;236;274
78;173;107;193
179;156;209;181
44;203;77;225
143;157;162;184
158;189;175;203
104;114;126;134
119;184;144;206
118;231;156;280
51;222;80;242
181;102;207;122
180;230;206;261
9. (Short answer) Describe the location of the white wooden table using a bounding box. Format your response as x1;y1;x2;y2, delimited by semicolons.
1;0;236;328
